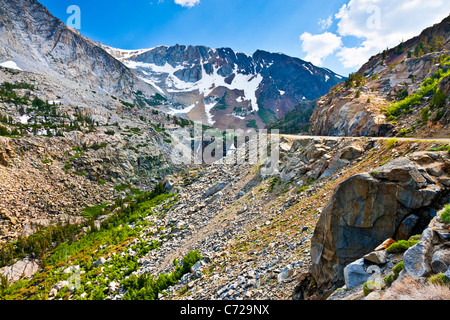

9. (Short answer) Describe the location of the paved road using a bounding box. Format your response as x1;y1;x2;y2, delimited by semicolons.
280;134;450;143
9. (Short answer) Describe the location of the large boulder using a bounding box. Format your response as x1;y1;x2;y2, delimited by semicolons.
203;182;227;198
309;155;446;294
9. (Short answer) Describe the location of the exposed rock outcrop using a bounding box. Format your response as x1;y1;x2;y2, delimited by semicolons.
0;258;39;283
308;151;449;295
403;214;450;279
309;91;391;137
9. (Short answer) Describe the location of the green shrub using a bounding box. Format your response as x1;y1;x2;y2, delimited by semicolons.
408;234;421;242
178;286;188;295
296;186;309;194
440;204;450;224
429;144;450;152
398;128;409;137
384;261;404;286
363;281;374;296
384;274;395;286
393;261;404;275
345;73;366;88
268;177;281;193
430;89;447;110
396;89;409;101
433;110;445;122
81;203;111;218
386;240;418;254
121;250;201;300
89;142;108;150
421;107;431;123
0;183;171;299
355;90;361;98
383;67;450;118
114;184;131;192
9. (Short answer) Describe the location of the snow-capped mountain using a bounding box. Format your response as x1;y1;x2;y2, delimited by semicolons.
105;44;344;129
0;0;344;130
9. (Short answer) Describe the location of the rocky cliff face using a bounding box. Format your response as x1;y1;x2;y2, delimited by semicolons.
307;15;450;138
105;44;344;130
0;0;157;98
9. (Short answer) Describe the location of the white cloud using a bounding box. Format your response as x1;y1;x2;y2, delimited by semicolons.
300;0;450;70
174;0;200;7
299;32;342;66
318;15;333;30
334;0;450;69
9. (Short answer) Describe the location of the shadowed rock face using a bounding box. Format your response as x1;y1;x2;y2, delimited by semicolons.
309;153;449;293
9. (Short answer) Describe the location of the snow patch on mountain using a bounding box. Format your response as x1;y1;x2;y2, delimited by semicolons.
129;60;263;112
204;101;217;125
0;61;22;71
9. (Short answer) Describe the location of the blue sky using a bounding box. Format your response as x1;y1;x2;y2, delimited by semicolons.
39;0;450;77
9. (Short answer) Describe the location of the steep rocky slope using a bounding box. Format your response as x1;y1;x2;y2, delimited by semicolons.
0;0;449;303
0;62;186;243
105;44;344;130
1;133;448;300
306;15;450;138
0;0;158;99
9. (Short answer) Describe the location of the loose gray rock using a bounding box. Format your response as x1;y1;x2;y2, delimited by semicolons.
93;257;107;268
363;251;388;265
344;259;371;289
277;265;293;283
431;250;450;274
204;182;226;198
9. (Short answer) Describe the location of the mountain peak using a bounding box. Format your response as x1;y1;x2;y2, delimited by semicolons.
107;43;343;129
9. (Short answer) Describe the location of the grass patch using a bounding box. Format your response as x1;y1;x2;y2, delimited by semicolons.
429;144;450;152
427;273;449;286
386;239;419;254
385;138;398;149
296;186;309;194
81;203;111;218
